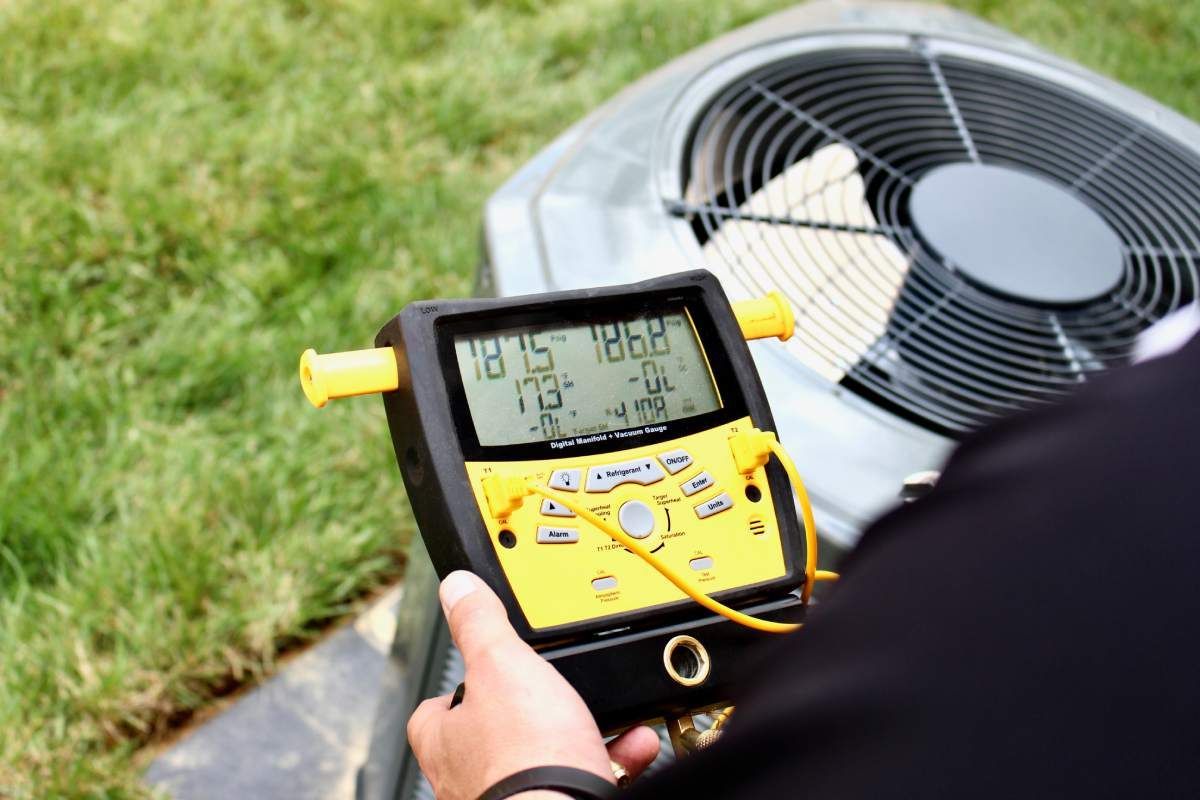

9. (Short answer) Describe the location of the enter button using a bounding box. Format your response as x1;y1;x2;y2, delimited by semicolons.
680;471;715;497
689;556;714;571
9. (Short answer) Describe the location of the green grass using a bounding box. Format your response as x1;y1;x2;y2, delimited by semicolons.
0;0;1195;796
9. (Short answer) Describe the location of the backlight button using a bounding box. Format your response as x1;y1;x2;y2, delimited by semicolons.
694;492;734;519
657;449;694;475
548;469;581;492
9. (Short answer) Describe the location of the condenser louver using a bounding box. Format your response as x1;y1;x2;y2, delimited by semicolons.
359;5;1200;798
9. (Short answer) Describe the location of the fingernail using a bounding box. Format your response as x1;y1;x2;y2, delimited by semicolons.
439;570;479;616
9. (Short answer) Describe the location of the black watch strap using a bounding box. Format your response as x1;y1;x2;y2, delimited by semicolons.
476;766;618;800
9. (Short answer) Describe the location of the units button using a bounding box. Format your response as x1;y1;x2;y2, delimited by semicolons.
586;458;665;492
548;469;581;492
591;576;618;591
694;492;734;519
679;471;715;497
536;525;579;544
657;449;694;475
540;499;575;518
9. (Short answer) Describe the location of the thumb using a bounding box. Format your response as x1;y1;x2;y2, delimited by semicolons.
439;570;525;669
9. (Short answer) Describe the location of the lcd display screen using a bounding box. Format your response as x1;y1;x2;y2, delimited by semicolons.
453;308;722;446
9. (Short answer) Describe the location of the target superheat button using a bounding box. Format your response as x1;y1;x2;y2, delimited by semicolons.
586;458;665;492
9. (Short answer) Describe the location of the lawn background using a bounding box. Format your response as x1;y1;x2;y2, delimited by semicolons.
1;0;1196;796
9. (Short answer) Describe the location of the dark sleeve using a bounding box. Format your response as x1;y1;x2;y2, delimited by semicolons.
628;337;1200;798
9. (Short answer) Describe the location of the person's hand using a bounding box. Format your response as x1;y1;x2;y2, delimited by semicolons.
407;570;661;799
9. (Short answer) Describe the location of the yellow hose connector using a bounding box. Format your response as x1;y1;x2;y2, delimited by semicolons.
731;291;795;341
299;347;399;408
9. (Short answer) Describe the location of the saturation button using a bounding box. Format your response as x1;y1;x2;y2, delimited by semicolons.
617;500;655;540
536;525;579;544
548;469;581;491
540;499;575;518
586;458;665;492
680;471;715;497
657;449;694;475
694;492;734;519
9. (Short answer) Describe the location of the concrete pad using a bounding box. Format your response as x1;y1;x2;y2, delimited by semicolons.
145;587;402;800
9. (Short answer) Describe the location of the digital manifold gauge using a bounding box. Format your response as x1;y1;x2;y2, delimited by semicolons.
300;270;813;731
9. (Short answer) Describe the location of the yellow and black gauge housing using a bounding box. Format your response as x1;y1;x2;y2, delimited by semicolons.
303;269;806;731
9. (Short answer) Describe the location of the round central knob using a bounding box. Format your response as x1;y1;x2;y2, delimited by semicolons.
618;500;656;540
908;163;1125;306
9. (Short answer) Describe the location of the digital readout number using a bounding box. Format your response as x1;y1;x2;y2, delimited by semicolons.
463;316;679;439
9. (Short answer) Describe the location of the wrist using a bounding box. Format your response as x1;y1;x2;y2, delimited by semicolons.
478;766;617;800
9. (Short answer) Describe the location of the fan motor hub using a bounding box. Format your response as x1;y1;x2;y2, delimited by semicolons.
908;163;1125;306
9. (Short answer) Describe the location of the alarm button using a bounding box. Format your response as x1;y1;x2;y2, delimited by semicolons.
657;449;694;475
617;500;656;539
548;469;581;492
540;499;575;518
695;493;734;519
680;471;715;497
536;525;579;544
586;459;665;492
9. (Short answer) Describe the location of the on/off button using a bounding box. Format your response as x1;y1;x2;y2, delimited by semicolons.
657;449;694;475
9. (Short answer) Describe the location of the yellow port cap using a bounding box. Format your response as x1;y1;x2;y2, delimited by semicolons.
299;347;400;408
731;291;795;341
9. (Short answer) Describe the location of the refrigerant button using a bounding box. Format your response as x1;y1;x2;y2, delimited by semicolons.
586;458;665;492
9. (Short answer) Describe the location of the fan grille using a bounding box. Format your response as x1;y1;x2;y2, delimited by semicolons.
672;43;1200;436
